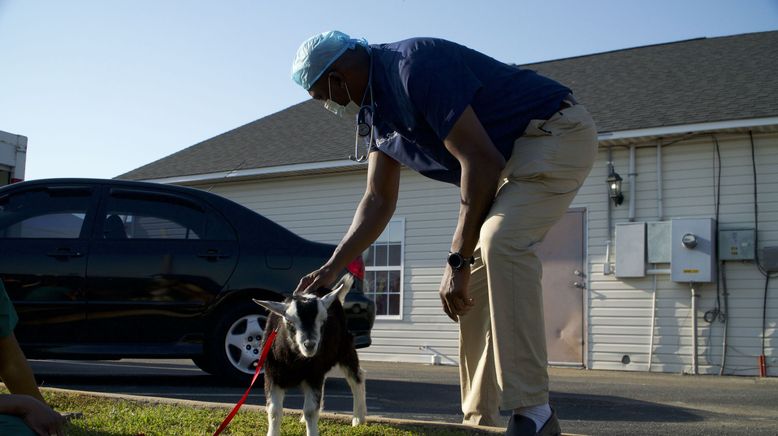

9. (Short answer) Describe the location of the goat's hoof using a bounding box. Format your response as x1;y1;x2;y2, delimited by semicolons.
352;417;365;426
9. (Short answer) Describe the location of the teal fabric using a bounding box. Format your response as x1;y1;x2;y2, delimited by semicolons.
0;280;18;339
0;414;36;435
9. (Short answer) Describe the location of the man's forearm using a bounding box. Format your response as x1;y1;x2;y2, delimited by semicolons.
0;334;45;403
450;164;500;257
326;191;395;271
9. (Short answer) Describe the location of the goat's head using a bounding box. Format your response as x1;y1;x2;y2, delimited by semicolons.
253;276;352;358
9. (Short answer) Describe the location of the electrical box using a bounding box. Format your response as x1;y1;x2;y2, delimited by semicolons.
671;218;716;282
762;246;778;273
718;229;755;261
647;221;672;263
616;222;645;277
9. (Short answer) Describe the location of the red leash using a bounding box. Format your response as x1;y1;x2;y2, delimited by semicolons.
213;328;278;436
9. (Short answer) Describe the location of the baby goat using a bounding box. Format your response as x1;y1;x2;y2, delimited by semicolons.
253;275;366;436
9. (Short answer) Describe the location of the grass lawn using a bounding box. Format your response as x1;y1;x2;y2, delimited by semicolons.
1;387;495;435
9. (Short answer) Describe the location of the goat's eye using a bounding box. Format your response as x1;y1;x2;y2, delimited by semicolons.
285;321;296;332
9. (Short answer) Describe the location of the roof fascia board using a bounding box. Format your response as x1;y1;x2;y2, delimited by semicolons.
144;116;778;184
143;159;362;184
598;116;778;142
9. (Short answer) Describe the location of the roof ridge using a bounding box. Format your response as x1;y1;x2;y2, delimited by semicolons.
521;30;778;66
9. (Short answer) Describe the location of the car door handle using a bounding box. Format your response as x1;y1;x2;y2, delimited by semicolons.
197;249;231;260
47;248;84;258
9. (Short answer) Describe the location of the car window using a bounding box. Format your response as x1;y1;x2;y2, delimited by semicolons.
104;194;206;240
0;189;91;239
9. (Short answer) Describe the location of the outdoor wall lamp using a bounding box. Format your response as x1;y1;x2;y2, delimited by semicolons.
607;164;624;206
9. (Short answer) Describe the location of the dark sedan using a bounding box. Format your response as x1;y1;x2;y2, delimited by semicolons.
0;178;375;383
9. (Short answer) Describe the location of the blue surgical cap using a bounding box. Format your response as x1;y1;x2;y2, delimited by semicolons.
291;30;367;90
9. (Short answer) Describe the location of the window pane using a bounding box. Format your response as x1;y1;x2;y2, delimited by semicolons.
388;293;400;316
364;246;374;267
388;244;401;266
6;213;85;238
388;270;401;293
105;195;206;240
375;271;387;294
0;190;90;239
365;271;375;296
375;245;388;267
374;293;388;316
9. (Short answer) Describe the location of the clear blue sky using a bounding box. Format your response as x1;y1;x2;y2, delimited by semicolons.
1;0;776;180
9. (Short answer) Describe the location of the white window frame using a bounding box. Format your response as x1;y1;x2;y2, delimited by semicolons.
365;217;405;320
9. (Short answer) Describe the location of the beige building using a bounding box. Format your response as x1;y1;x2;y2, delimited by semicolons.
120;31;778;376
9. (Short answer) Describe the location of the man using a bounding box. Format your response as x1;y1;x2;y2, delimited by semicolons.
0;280;66;436
291;31;597;436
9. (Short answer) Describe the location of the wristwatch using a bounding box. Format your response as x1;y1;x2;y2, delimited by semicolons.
447;251;475;271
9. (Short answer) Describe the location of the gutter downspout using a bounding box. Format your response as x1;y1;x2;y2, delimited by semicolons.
657;139;663;220
604;147;614;275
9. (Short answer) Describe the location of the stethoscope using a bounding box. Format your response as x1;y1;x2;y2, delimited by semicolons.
349;56;374;163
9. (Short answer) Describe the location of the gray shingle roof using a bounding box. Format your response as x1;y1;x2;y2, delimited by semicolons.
119;31;778;181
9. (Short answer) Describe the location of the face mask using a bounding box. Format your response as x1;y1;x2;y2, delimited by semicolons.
324;76;358;118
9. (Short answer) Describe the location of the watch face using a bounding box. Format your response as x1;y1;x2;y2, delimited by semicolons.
448;253;463;269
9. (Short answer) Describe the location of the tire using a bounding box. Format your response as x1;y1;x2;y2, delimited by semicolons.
206;301;269;385
191;356;216;375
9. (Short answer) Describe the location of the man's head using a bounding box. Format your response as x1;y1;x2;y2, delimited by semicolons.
291;31;371;108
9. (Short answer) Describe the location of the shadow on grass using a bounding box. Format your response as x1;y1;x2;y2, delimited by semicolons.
36;372;704;427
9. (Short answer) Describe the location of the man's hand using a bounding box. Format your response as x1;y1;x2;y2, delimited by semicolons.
438;265;475;322
294;266;338;295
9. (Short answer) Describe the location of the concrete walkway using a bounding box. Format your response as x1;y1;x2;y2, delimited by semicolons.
27;359;778;435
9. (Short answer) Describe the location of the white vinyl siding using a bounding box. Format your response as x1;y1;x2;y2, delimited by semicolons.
188;130;777;374
578;132;778;376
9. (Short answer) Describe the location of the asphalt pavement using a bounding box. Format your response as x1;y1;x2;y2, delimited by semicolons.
29;359;778;435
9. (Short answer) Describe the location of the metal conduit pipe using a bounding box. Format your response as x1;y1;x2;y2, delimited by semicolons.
691;282;699;375
720;261;730;376
628;145;637;221
648;271;658;372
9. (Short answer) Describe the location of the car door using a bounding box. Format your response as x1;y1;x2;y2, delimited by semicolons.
84;186;238;346
0;184;96;349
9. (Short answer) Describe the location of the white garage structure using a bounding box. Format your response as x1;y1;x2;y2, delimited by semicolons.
120;31;778;376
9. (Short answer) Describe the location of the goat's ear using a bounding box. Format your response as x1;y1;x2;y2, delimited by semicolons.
320;286;342;310
253;299;287;317
332;274;355;304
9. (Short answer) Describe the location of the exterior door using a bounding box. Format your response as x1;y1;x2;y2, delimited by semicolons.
536;208;585;366
85;187;238;345
0;185;97;347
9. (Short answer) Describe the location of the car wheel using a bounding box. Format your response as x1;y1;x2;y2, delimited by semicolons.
207;302;269;384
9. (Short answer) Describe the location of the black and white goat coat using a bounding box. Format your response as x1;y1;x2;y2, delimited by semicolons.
254;275;366;436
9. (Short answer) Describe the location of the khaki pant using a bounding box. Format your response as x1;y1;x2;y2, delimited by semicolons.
460;104;598;426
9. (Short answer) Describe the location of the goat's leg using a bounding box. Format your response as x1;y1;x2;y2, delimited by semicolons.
299;374;327;423
300;381;322;436
265;382;285;436
340;360;366;426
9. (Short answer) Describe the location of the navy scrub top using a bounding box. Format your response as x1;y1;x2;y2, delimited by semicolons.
368;37;571;185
